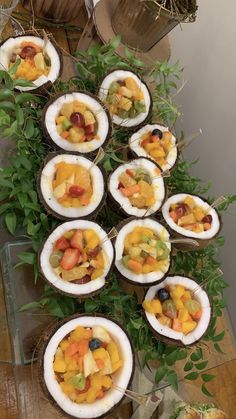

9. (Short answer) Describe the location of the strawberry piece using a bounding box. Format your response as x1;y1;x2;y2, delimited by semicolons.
55;236;70;251
118;182;124;189
60;248;80;270
70;229;84;250
69;185;85;197
85;124;95;135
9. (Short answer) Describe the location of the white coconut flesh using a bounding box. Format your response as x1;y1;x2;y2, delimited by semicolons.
40;220;114;296
108;158;165;217
98;70;151;128
40;154;105;219
129;124;178;171
0;35;61;91
44;92;110;153
43;316;133;418
115;218;171;284
162;194;220;240
145;276;211;345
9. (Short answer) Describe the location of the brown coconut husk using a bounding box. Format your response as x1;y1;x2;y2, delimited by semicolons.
38;313;135;419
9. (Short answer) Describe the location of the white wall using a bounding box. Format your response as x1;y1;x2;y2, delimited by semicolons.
169;0;236;336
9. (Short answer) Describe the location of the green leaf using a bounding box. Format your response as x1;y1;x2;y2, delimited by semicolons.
0;176;13;188
184;372;199;380
190;348;203;362
0;101;16;112
184;361;193;372
0;70;14;89
17;252;36;265
109;34;121;49
9;58;21;76
84;299;99;312
214;343;225;354
201;384;213;397
212;330;225;342
201;374;215;383
24;118;35;138
13;79;35;88
130;317;142;330
0;88;14;101
155;365;168;383
19;301;41;312
16;104;24;127
5;213;17;234
176;349;188;360
15;93;41;105
166;370;178;390
195;360;208;370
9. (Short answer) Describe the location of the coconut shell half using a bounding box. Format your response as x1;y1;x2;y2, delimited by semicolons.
38;313;134;419
37;152;107;221
39;219;115;298
129;123;179;172
161;193;222;250
98;68;152;129
0;34;63;93
108;157;166;218
41;91;112;154
143;276;211;347
114;217;172;287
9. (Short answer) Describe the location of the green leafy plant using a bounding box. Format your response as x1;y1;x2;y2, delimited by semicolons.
0;36;235;396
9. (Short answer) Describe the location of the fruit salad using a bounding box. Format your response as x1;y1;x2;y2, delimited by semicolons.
105;77;146;119
53;325;123;404
169;196;213;233
55;101;99;143
143;284;202;334
122;227;170;274
49;228;106;283
9;41;50;81
118;168;155;209
140;128;173;168
52;162;93;208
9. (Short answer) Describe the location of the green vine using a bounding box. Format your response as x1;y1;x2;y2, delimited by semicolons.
0;36;235;396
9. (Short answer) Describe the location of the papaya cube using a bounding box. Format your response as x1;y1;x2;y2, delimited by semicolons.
107;340;120;364
150;299;162;314
53;357;66;373
102;375;113;390
112;359;123;373
170;285;185;299
182;320;197;335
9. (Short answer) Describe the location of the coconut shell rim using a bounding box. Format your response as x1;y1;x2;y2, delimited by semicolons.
38;312;135;419
41;90;112;154
107;156;167;219
0;33;63;94
38;218;115;299
97;67;153;131
113;216;173;288
142;274;212;347
36;151;107;221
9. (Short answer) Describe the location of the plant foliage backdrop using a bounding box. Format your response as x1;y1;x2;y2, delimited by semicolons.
0;35;235;396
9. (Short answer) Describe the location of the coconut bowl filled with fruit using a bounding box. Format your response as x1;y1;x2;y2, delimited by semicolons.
142;276;211;346
108;157;166;218
39;314;134;418
38;153;106;220
162;194;222;250
129;124;178;171
39;220;114;298
114;218;172;286
42;91;111;154
0;34;62;92
98;69;152;128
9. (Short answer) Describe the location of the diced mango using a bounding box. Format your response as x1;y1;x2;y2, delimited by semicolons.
86;388;97;403
112;359;123;373
178;307;189;322
150;299;162;314
182;320;197;335
91;268;103;280
193;207;205;222
142;264;154;274
67;359;79;371
125;77;139;95
53;357;66;373
60;339;70;351
84;229;98;243
90;373;103;391
172;298;184;310
60;381;74;395
107;340;120;364
70;326;91;342
93;348;109;361
102;375;113;390
150;148;166;158
170;285;185;299
181;291;192;302
76;392;88;403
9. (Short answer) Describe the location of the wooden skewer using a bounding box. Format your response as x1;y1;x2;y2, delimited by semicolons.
102;227;118;244
169;237;199;247
113;384;152;406
89;147;105;170
206;195;227;213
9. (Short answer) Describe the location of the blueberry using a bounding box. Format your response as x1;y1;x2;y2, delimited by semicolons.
152;128;163;139
157;288;170;302
89;338;101;351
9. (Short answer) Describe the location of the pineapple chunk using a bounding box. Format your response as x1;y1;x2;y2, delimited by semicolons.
53;182;66;199
93;348;109;360
178;307;189;322
60;102;74;119
91;268;103;280
73;101;87;113
86;388;97;403
112;359;123;373
60;339;70;351
172;298;184;310
34;52;46;71
150;299;162;314
92;326;111;343
184;196;195;209
193;207;205;222
118;86;133;98
107;340;120;364
84;110;96;126
118;97;132;111
182;320;197;335
68;127;85;143
83;350;99;377
53;357;66;373
178;214;196;226
60;381;74;395
102;375;113;390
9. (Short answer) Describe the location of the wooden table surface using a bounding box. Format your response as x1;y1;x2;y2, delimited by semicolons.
0;2;236;418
